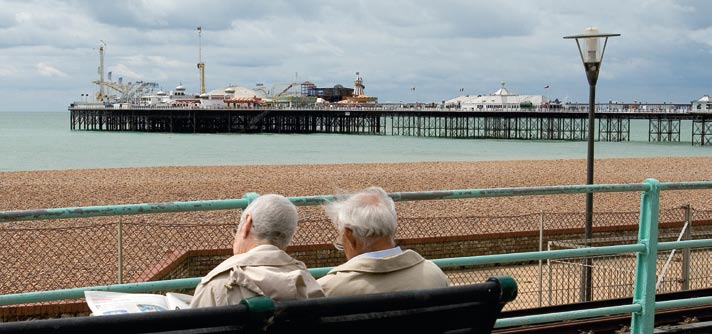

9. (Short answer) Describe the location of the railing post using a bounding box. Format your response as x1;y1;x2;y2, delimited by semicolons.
538;210;544;307
242;192;260;206
682;204;692;291
117;219;123;284
631;178;660;334
547;240;554;306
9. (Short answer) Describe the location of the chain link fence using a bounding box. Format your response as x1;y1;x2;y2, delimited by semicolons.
1;204;711;318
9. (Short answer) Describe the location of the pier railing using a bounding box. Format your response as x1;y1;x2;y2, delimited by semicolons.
2;180;712;333
69;103;695;113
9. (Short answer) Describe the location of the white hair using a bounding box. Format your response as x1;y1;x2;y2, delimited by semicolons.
324;187;397;239
239;194;298;249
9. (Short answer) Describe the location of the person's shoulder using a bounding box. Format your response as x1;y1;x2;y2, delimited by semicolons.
317;260;364;288
395;250;447;281
317;269;365;297
200;254;247;284
322;256;375;275
422;259;446;274
315;272;333;290
420;258;449;285
399;249;426;260
324;250;423;275
190;277;221;308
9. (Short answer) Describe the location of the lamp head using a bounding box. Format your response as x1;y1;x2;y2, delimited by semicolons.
564;28;620;85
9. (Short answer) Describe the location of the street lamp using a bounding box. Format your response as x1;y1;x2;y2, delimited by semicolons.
564;27;619;302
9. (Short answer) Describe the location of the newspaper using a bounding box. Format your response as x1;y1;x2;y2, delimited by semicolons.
84;291;192;315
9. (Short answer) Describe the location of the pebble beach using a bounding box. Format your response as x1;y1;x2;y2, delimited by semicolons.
2;157;711;218
2;157;712;295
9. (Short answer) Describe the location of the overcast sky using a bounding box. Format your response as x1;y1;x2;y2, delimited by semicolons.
1;0;711;111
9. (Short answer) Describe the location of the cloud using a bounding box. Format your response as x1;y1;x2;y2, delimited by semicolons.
0;65;17;77
1;0;712;111
219;56;282;68
80;0;324;30
107;63;143;80
35;62;68;77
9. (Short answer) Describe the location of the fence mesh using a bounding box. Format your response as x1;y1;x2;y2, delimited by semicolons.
547;235;712;306
1;205;710;318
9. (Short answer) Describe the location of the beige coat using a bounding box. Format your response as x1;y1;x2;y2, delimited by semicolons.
317;249;449;297
190;245;324;308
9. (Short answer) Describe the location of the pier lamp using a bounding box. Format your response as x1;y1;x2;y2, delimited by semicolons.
564;27;619;302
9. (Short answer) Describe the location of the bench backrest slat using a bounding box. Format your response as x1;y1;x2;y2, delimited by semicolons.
0;277;517;334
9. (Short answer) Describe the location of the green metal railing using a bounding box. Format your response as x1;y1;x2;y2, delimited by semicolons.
0;184;653;223
2;179;712;333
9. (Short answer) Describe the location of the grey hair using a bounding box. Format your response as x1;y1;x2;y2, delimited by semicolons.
324;187;397;239
239;194;298;249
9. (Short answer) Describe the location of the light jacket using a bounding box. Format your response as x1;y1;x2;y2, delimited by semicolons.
317;249;449;297
190;244;324;308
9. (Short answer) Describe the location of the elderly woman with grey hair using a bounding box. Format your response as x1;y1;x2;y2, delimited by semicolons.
191;194;324;308
317;187;449;296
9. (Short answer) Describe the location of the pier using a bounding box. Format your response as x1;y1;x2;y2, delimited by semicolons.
69;108;383;135
69;106;712;145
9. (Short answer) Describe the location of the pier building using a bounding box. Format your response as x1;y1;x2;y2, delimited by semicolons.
445;82;548;111
337;72;378;104
692;95;712;112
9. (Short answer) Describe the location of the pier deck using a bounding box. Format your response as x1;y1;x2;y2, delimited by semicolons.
69;107;712;145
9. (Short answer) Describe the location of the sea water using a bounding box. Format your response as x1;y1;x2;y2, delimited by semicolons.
0;111;709;172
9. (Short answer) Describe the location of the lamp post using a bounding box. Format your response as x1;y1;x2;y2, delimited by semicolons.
411;86;417;107
564;27;619;302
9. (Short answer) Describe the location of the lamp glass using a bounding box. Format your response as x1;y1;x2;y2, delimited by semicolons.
583;27;601;63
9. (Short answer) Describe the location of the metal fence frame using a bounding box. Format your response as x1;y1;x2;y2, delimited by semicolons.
2;179;712;333
545;208;712;305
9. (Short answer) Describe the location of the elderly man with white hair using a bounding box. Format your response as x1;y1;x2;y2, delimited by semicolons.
191;194;324;308
317;187;449;296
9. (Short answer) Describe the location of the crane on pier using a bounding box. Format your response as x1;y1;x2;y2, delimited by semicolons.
272;83;298;99
91;41;158;104
96;40;107;102
197;26;206;94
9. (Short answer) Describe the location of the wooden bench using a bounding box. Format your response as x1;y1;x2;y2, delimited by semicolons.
0;276;517;334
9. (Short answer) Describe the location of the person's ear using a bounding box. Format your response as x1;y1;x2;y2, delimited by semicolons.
240;213;253;238
344;227;357;248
